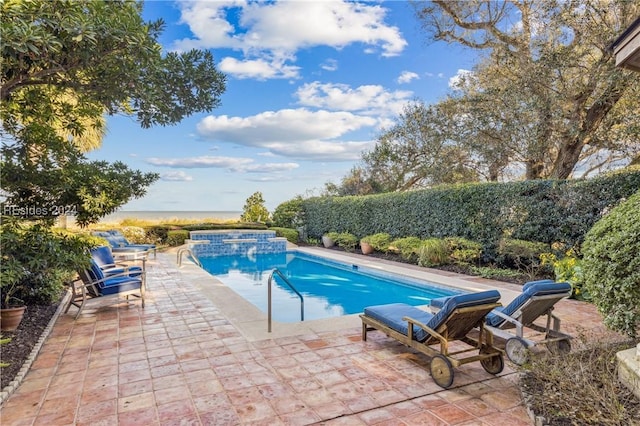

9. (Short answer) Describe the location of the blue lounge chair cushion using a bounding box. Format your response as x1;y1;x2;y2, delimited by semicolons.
365;290;501;342
91;246;143;277
429;279;559;310
99;276;143;295
364;303;435;341
485;281;571;327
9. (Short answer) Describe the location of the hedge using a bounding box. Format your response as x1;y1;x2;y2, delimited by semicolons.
301;167;640;259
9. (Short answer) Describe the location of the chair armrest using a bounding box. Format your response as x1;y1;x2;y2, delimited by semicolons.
403;316;446;344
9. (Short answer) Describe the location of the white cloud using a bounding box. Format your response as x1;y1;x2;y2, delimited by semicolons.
195;108;377;161
173;1;406;79
321;58;338;71
147;156;254;169
295;81;412;116
448;69;474;89
147;155;299;173
161;171;194;182
397;71;419;84
219;54;300;80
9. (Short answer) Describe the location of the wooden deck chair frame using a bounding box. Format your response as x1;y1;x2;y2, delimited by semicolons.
65;268;145;319
361;301;504;388
485;291;572;365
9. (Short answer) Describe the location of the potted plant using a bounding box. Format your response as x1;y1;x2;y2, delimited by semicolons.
360;235;375;255
322;232;339;248
364;233;392;254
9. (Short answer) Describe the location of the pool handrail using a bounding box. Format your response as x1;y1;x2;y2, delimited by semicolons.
268;268;304;332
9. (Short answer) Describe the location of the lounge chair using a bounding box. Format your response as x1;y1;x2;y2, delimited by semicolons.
361;290;504;388
430;280;573;365
92;230;156;258
91;245;143;277
65;259;145;319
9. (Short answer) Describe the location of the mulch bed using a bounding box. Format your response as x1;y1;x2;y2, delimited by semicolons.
1;304;59;390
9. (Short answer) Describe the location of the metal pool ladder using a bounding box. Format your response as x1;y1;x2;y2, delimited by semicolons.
268;268;304;332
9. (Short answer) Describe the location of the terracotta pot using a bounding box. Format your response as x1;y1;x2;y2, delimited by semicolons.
1;306;26;332
360;241;374;255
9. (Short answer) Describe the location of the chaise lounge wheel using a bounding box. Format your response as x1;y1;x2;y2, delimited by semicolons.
480;352;504;375
430;354;454;389
505;337;530;365
548;339;571;355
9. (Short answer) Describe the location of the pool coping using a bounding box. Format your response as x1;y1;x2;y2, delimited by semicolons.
178;246;523;342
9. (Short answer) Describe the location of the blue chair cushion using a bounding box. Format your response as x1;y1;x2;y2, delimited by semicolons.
485;281;571;327
99;276;142;295
365;290;501;342
430;280;558;310
91;246;116;267
364;303;434;342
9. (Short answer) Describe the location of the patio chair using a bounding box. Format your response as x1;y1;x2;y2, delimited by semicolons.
361;290;504;388
90;245;143;277
92;230;156;258
430;280;573;365
65;259;145;319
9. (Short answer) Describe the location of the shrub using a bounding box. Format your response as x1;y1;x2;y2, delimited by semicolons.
121;226;147;244
582;190;640;338
497;238;549;276
362;233;392;252
469;266;526;281
166;230;189;247
0;222;94;307
270;227;299;244
334;232;358;252
272;196;305;228
444;237;482;264
417;238;449;267
540;249;587;300
390;237;423;262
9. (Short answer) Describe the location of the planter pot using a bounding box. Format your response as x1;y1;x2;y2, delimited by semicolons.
322;235;335;248
360;241;374;255
1;306;26;332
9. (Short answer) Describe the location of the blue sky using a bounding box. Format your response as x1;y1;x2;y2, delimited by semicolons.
88;0;480;212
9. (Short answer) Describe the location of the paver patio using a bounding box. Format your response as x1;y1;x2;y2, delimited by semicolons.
0;250;623;425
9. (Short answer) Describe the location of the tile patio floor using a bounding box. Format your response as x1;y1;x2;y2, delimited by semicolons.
0;251;624;425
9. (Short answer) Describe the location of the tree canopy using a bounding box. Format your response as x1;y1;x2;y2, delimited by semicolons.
1;0;227;225
333;0;640;195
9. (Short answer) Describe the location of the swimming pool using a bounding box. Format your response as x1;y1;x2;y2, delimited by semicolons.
198;251;463;322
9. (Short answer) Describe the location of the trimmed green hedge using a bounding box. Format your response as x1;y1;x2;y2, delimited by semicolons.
582;189;640;338
302;168;640;260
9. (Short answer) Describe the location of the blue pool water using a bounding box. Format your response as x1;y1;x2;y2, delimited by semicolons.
198;251;463;322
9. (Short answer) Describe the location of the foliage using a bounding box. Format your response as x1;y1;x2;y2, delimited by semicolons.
582;190;640;338
270;227;299;244
361;233;392;252
469;266;525;281
411;0;640;181
271;196;305;228
333;232;358;252
1;0;226;227
302;168;640;261
540;249;587;300
417;238;449;267
1;0;226;133
121;226;147;244
497;238;549;269
444;237;482;264
359;101;480;192
1;128;159;227
389;237;423;262
0;221;97;308
166;230;189;247
241;192;270;223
